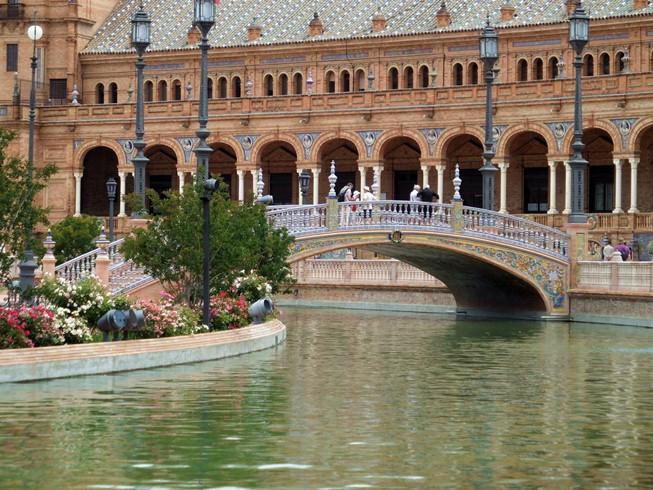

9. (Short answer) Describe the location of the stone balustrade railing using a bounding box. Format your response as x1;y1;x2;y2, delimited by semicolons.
268;200;570;260
50;238;151;295
576;261;653;292
291;256;444;287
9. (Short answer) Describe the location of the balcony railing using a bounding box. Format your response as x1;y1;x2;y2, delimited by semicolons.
0;3;25;19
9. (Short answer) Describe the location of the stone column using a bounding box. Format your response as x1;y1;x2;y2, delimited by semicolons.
177;171;185;193
312;168;321;204
237;169;245;201
74;172;83;217
498;161;510;214
373;166;383;199
563;162;572;214
613;158;624;214
118;172;127;217
547;159;558;214
421;165;430;188
297;169;305;205
436;164;445;203
359;166;367;195
628;156;640;213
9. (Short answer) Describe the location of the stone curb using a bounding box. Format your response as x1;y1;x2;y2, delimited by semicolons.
0;320;286;384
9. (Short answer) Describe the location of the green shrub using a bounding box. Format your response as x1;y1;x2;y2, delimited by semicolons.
50;215;102;264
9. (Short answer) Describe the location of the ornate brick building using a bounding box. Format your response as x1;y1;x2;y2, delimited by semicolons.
1;0;652;244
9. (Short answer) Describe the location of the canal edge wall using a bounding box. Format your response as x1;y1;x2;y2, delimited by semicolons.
0;320;286;384
278;284;652;328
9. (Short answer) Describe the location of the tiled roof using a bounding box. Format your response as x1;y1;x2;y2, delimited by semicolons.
82;0;653;54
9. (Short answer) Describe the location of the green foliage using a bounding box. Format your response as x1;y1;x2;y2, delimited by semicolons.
50;214;102;264
121;179;295;306
0;129;58;286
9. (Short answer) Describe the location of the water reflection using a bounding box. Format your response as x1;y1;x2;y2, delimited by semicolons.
1;308;653;489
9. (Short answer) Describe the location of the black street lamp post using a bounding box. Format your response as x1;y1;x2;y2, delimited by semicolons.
106;177;117;241
131;5;151;217
299;169;311;204
202;178;218;327
193;0;215;180
17;13;43;294
479;16;499;211
568;3;590;224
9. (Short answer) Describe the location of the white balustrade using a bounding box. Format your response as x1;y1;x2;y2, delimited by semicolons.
576;261;653;292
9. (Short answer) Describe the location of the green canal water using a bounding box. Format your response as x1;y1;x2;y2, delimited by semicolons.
1;307;653;489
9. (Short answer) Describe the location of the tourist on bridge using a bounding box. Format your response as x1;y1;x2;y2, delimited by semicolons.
419;184;437;222
602;240;614;261
615;240;631;261
337;182;353;202
409;184;421;224
362;186;376;223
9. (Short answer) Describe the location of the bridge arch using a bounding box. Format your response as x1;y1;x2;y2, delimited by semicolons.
289;230;568;318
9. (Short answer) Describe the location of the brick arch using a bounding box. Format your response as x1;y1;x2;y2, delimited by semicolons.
310;131;366;162
208;134;245;163
560;119;619;154
432;126;485;161
625;117;653;153
372;129;428;160
153;137;186;166
73;139;127;173
249;133;305;164
496;123;555;158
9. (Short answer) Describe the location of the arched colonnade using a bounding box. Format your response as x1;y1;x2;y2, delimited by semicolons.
72;120;653;217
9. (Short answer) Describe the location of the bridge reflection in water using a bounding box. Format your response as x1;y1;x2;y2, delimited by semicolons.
269;200;571;319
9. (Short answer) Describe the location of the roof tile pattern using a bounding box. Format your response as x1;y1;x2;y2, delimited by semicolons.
83;0;652;54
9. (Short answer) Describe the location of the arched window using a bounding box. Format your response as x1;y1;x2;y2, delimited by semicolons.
158;80;168;101
279;73;288;95
293;73;303;94
172;80;182;100
616;52;626;73
419;65;430;87
533;58;544;80
583;54;594;76
144;81;153;102
326;71;336;93
453;63;463;86
517;59;528;81
218;77;227;98
599;53;610;75
468;62;479;85
403;66;414;89
340;70;351;92
548;57;559;79
207;78;213;99
355;69;366;91
232;76;242;98
108;82;118;103
96;83;105;104
264;74;274;96
389;67;399;89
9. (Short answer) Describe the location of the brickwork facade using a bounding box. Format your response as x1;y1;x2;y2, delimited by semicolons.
1;0;653;247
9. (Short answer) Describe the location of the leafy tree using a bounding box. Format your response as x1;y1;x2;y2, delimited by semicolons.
121;179;295;306
0;129;58;286
50;214;102;264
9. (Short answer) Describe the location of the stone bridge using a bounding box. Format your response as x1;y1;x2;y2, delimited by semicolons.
268;200;571;319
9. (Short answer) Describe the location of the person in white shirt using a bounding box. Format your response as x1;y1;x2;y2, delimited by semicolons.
362;185;375;222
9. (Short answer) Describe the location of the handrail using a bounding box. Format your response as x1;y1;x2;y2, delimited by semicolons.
268;201;569;260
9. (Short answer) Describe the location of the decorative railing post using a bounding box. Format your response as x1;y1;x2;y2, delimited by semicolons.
327;160;339;230
41;230;56;277
94;230;111;287
452;164;464;233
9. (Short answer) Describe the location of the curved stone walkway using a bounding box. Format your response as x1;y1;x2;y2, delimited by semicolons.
0;320;286;383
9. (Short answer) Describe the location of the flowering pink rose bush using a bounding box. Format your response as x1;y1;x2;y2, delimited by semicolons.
209;291;249;330
0;307;34;349
132;292;204;338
